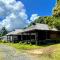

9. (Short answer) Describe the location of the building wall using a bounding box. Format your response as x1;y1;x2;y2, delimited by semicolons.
50;32;60;40
37;30;47;40
50;33;57;39
7;30;60;44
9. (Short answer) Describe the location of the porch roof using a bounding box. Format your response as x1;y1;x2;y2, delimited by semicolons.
6;29;24;35
6;23;60;35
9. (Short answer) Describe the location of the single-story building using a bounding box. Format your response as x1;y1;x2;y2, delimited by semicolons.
6;23;60;45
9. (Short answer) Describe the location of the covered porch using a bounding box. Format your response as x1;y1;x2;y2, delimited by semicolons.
7;29;60;45
7;33;37;44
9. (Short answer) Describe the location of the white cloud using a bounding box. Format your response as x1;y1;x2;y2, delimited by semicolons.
0;0;39;31
30;14;39;22
0;0;15;4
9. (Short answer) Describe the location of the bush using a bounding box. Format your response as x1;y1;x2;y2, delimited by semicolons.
0;40;8;43
19;41;22;44
0;40;2;43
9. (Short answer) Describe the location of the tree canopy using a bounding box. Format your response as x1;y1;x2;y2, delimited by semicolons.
53;0;60;17
0;27;8;36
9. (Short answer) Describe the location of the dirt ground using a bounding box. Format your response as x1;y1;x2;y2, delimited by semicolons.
0;44;55;60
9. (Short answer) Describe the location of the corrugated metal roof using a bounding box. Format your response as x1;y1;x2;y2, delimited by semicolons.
24;23;49;32
6;29;23;35
51;28;58;31
6;23;59;35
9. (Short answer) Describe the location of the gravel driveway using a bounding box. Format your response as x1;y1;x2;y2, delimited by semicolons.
0;44;34;60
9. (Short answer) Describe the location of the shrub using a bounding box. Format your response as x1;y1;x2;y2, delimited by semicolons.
1;40;8;43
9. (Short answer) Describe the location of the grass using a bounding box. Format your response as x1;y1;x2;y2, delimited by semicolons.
3;43;41;50
37;44;60;60
0;40;41;50
4;43;60;60
0;40;60;60
0;40;43;50
52;44;60;60
6;43;60;60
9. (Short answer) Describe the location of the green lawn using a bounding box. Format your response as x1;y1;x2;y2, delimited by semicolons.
3;43;41;50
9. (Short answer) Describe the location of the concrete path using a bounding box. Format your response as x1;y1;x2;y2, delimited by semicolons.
0;44;33;60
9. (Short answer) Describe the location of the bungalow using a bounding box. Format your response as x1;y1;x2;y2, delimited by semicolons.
6;23;60;45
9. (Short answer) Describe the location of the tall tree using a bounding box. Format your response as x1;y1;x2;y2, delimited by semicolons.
28;17;45;27
54;18;60;30
0;27;8;36
53;0;60;17
44;16;55;28
34;17;45;24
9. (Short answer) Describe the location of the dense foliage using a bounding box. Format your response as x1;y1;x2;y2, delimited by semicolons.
53;0;60;17
0;27;8;36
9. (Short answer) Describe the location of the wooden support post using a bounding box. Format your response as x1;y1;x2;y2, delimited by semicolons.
27;33;29;44
7;36;8;42
25;35;27;43
12;35;15;43
21;35;22;41
30;35;31;44
46;31;47;40
35;33;38;45
11;36;13;42
11;35;13;42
